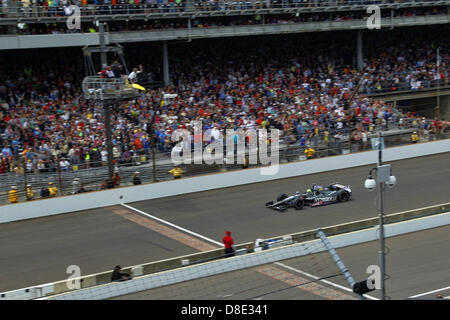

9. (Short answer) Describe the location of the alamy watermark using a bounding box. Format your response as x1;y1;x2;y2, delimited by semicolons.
66;265;82;290
66;5;381;31
66;5;81;30
170;121;280;175
366;5;381;30
366;264;381;290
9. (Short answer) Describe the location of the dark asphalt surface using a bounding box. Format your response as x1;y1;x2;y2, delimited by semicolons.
334;225;450;300
113;225;450;300
129;152;450;243
0;207;198;292
0;152;449;293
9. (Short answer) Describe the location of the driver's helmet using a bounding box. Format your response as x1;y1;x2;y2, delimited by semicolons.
306;189;312;193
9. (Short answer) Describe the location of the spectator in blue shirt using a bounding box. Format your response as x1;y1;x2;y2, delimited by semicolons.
299;136;306;148
2;146;12;158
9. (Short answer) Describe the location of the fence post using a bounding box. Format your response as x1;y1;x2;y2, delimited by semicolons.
56;154;63;196
151;133;157;182
23;156;28;201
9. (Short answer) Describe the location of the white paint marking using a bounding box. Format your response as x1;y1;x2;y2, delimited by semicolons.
120;203;224;247
274;262;379;300
408;285;450;299
124;203;379;301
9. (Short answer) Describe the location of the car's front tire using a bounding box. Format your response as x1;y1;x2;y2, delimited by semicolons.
294;199;304;210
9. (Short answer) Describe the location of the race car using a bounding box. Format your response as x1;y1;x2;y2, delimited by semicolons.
265;183;352;212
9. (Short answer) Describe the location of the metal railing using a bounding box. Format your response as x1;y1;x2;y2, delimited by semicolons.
1;1;447;19
82;76;141;100
1;125;448;206
363;79;449;95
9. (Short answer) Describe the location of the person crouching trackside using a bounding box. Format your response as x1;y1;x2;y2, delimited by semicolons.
111;265;131;282
133;171;142;185
40;185;50;198
169;166;183;179
8;186;18;203
48;182;58;197
26;184;34;200
304;146;315;159
411;131;419;144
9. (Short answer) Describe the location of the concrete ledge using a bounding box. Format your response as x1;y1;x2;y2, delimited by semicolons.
1;139;449;224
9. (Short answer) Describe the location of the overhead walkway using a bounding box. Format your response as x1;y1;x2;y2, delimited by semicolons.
1;14;449;49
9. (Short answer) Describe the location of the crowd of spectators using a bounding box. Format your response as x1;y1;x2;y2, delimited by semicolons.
0;29;448;177
3;0;445;19
8;5;448;35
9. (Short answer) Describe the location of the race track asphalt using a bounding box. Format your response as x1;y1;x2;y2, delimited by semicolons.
0;152;449;292
0;207;199;292
112;225;450;300
127;152;450;243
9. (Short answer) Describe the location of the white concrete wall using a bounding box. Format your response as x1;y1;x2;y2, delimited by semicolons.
1;139;449;224
0;33;101;50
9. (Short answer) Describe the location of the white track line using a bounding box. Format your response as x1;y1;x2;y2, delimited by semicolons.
120;203;224;247
274;262;379;300
408;286;450;299
122;203;378;300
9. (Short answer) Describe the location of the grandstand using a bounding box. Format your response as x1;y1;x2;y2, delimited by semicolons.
1;26;448;203
0;0;449;303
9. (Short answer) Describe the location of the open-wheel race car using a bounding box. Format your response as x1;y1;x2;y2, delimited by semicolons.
265;183;352;212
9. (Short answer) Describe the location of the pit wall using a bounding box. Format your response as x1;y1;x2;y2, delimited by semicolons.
1;139;449;224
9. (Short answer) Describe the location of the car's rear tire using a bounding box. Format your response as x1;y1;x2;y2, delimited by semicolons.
294;199;304;210
337;191;350;202
277;194;288;202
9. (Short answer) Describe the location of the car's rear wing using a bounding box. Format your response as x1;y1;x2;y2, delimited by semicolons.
332;183;352;193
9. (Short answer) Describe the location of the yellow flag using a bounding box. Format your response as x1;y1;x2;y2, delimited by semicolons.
132;83;146;91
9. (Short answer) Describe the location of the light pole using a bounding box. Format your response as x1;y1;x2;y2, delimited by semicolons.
436;47;440;120
103;100;115;188
346;74;365;153
364;132;396;300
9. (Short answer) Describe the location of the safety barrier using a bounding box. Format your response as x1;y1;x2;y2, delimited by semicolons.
1;138;449;224
1;201;448;300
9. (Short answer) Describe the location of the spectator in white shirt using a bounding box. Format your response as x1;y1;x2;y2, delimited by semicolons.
101;149;108;166
59;158;71;171
128;65;143;83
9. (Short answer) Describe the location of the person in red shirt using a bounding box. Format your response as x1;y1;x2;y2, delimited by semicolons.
222;231;235;257
112;173;121;187
134;138;143;150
